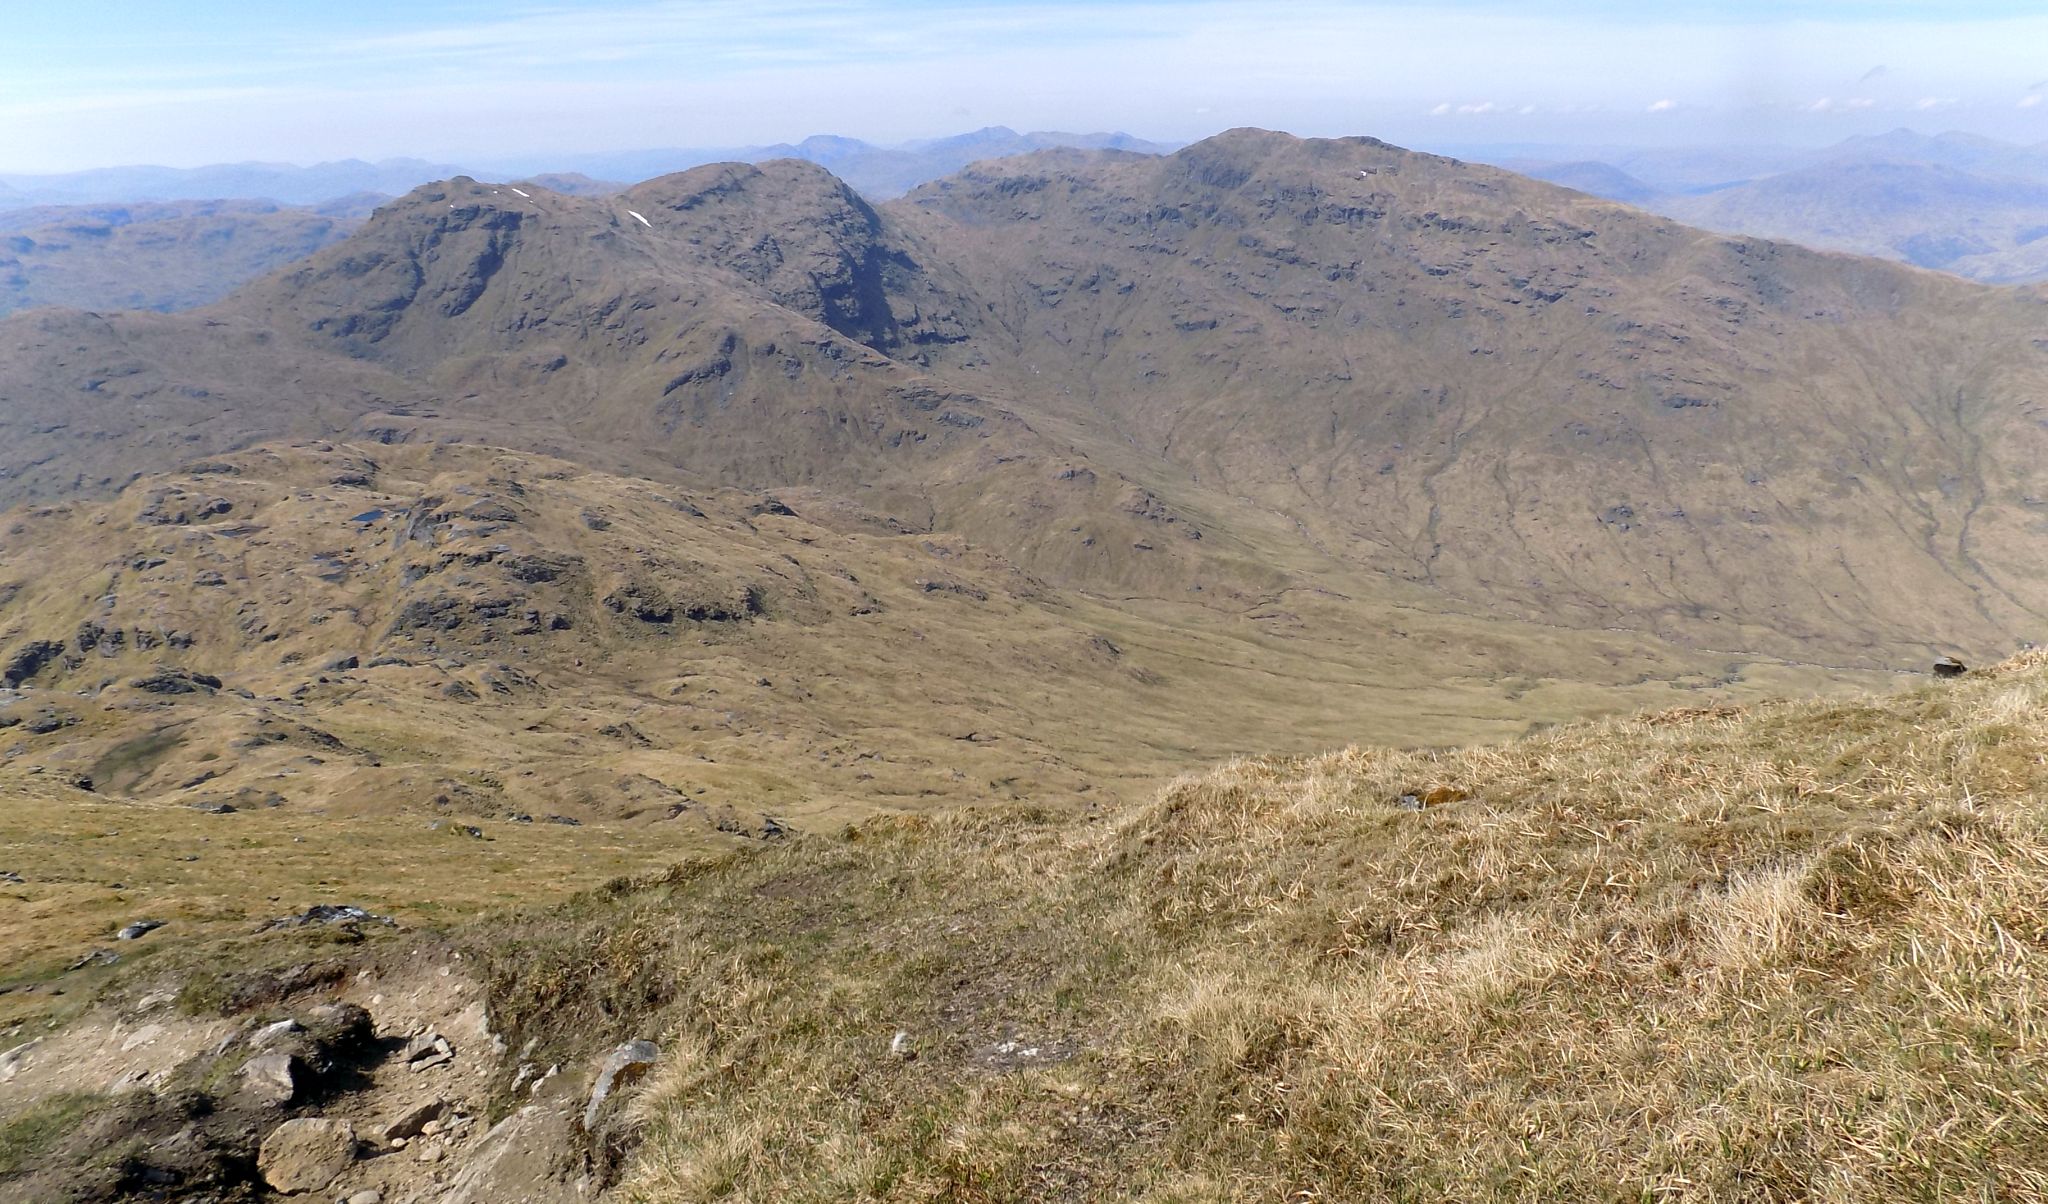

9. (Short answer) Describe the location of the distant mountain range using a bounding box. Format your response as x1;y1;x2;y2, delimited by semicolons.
0;126;1180;210
1493;129;2048;283
10;124;2048;323
0;159;463;208
0;198;372;317
0;128;1183;319
496;127;1180;199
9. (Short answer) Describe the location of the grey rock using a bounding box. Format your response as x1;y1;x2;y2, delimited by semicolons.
401;1030;455;1071
1934;656;1968;678
116;919;165;940
249;1018;303;1049
130;667;222;694
23;708;77;735
437;1104;586;1204
262;903;395;931
583;1039;660;1129
380;1096;449;1142
257;1116;356;1194
239;1052;299;1105
1;640;64;688
0;1037;43;1083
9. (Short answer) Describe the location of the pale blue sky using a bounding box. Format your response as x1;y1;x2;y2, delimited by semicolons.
3;0;2045;171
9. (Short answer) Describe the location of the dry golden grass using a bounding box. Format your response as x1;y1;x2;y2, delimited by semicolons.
472;652;2048;1202
0;765;666;1031
0;440;1904;1039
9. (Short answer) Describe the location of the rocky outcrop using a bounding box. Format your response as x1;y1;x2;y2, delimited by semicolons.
1;639;63;686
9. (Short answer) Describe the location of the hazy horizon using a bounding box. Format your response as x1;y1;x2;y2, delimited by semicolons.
4;0;2046;175
1;122;2041;183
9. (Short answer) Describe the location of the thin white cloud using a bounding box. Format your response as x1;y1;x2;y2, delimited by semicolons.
1914;96;1958;110
2022;93;2044;109
12;0;2048;170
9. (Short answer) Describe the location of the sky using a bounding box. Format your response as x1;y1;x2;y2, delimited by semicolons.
2;0;2046;172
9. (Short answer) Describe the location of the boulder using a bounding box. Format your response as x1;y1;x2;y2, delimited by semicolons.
583;1039;659;1129
381;1096;450;1142
256;1117;356;1194
0;1037;42;1083
400;1029;456;1071
239;1052;299;1105
261;903;395;931
1934;656;1968;678
249;1018;303;1049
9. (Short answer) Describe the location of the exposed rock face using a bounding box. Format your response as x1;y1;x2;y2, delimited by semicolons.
257;1116;357;1194
130;667;223;694
1;639;63;686
621;160;974;353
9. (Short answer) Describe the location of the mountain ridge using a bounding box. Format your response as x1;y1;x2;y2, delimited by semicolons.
3;128;2044;670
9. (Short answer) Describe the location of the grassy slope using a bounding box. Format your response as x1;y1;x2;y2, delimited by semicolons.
7;441;1898;1033
479;653;2048;1201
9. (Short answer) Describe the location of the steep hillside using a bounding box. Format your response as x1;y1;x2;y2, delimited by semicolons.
896;129;2048;659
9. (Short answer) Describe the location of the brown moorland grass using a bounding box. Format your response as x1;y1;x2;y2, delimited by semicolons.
475;652;2048;1202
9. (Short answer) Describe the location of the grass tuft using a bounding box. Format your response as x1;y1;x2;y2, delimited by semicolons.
456;653;2048;1198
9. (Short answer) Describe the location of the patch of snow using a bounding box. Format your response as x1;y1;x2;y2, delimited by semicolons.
627;210;652;229
510;187;532;199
